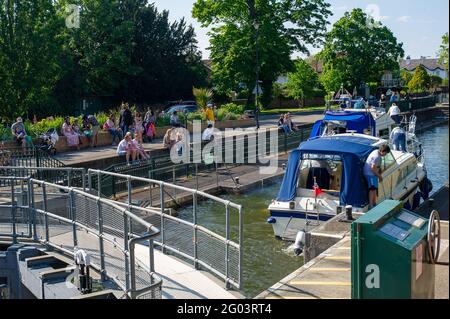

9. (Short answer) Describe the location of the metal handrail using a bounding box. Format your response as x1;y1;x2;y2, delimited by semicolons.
88;169;244;290
0;176;163;299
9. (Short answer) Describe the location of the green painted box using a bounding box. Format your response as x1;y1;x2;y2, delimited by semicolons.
351;200;435;299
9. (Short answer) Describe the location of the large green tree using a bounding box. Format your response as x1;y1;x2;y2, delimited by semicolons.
408;65;430;93
286;59;320;105
57;0;207;104
319;8;404;92
0;0;64;120
192;0;332;107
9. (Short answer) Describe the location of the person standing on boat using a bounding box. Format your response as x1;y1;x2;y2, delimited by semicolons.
363;145;391;209
390;126;407;152
388;103;402;124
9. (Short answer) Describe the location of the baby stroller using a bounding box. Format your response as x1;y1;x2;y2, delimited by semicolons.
38;128;59;156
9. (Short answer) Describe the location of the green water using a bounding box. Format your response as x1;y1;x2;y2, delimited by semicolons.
175;124;449;299
175;182;303;299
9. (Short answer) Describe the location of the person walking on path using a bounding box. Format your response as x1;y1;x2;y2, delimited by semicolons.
363;145;391;209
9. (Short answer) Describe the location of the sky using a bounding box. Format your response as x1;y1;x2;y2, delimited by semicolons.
151;0;449;60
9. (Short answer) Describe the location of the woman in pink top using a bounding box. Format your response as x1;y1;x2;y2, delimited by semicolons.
62;117;80;150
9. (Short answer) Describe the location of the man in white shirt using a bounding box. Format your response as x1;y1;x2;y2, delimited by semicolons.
390;126;406;152
117;132;136;165
388;103;401;124
202;124;215;142
363;145;391;209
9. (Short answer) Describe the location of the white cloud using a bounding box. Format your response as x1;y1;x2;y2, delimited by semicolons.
379;16;390;21
397;16;412;23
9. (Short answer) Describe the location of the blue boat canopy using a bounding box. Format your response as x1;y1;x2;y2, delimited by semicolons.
310;111;376;138
276;136;378;208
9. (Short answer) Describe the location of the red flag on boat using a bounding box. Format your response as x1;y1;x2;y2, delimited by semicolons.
313;177;322;197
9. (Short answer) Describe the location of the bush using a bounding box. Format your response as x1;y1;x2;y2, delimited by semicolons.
217;109;240;121
220;103;245;115
187;112;206;122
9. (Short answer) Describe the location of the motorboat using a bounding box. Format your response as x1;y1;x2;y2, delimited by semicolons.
310;108;396;140
267;134;432;241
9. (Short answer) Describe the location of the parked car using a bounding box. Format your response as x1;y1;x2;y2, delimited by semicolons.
165;104;199;115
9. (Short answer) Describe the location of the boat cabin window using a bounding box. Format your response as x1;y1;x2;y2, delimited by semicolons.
381;152;397;172
297;154;343;195
325;121;347;135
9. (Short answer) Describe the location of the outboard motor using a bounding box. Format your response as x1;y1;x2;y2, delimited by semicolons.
74;248;92;294
293;231;307;256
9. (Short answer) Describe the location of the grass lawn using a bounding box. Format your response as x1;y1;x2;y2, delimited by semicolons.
260;106;326;115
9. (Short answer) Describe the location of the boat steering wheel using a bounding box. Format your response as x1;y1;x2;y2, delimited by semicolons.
427;210;441;264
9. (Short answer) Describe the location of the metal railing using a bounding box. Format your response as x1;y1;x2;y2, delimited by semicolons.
97;125;313;194
0;145;66;168
88;169;244;290
0;166;86;189
0;176;163;299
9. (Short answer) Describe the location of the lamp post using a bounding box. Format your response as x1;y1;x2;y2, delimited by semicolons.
254;21;261;130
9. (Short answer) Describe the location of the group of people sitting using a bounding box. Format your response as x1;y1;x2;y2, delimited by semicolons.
277;113;298;134
116;132;150;165
62;115;100;150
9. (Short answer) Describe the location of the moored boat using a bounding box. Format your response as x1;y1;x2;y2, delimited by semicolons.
268;134;431;241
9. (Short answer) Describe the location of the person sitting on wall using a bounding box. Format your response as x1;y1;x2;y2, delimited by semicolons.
81;115;93;146
11;117;29;149
103;114;123;146
131;137;150;161
278;114;292;134
163;127;176;149
202;124;215;142
388;103;402;124
62;117;80;150
117;132;137;165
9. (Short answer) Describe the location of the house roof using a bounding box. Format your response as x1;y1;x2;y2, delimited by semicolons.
400;58;446;72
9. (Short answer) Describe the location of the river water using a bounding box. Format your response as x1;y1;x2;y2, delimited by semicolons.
176;123;449;298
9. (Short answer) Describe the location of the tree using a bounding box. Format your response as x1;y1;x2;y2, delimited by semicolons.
320;64;344;95
408;65;430;93
430;75;443;90
286;59;319;106
192;0;331;108
57;0;207;104
400;69;413;87
319;8;404;91
0;0;65;120
438;33;449;74
193;87;213;111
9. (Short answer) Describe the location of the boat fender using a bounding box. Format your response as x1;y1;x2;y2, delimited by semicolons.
293;231;306;256
267;217;277;224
